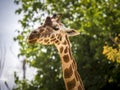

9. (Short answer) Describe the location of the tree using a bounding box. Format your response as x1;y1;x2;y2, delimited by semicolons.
13;0;120;90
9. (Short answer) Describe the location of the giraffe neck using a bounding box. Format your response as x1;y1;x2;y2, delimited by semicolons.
55;35;85;90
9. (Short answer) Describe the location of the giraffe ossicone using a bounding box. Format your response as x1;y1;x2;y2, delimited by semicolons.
28;14;85;90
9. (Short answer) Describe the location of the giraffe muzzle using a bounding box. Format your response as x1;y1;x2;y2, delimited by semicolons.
27;30;39;44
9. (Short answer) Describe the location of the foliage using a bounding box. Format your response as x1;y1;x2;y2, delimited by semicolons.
103;35;120;63
13;0;120;90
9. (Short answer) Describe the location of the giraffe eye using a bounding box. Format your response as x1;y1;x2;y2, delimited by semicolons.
53;26;59;30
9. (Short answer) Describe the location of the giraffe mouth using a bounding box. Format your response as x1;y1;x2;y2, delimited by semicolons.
27;38;38;44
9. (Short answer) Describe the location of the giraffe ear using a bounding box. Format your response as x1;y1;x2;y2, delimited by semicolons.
65;29;80;36
44;16;52;26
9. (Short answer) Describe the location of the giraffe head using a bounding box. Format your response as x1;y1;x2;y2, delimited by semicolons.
28;14;80;45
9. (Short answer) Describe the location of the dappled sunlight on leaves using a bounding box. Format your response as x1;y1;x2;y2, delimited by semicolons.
103;35;120;63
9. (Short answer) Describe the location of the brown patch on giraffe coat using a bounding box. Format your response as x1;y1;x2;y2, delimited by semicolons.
78;85;82;90
63;41;67;45
67;78;76;90
51;38;56;42
64;47;68;53
64;65;73;78
55;40;60;45
60;46;63;53
39;39;43;42
57;34;62;41
51;34;55;38
63;54;69;63
44;39;49;43
55;40;59;43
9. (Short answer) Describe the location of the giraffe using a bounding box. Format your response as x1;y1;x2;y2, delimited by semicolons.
28;14;85;90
